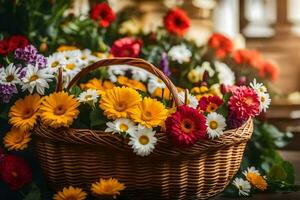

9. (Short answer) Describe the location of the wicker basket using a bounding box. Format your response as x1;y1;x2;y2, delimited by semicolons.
33;58;253;200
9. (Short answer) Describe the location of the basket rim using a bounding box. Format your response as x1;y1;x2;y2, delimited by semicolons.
33;119;253;157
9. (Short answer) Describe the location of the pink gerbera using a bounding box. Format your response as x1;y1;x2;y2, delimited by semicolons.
110;37;142;58
166;105;207;146
198;95;223;113
228;86;260;120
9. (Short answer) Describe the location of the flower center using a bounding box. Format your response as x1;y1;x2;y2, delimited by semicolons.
209;121;218;130
54;105;66;115
181;119;194;134
22;108;34;119
245;97;253;105
6;75;14;82
65;195;77;200
261;96;265;102
139;135;149;145
206;103;218;112
174;17;183;26
51;61;59;68
84;94;93;101
14;134;25;143
29;75;39;82
11;171;18;178
66;63;75;70
115;101;127;112
119;123;129;132
142;111;152;121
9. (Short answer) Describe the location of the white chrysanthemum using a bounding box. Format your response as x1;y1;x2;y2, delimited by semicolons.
258;92;271;112
78;89;99;104
105;118;137;135
0;63;20;86
243;166;260;177
47;52;68;74
232;178;251;196
128;125;157;157
206;112;226;139
250;79;266;93
178;91;198;108
168;44;192;64
107;65;127;82
147;77;166;94
130;67;150;82
215;61;235;85
21;64;54;95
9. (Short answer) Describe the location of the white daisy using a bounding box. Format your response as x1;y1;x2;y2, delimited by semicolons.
61;49;82;60
130;67;150;82
214;61;235;85
243;166;260;177
178;91;198;108
232;178;251;196
250;79;266;93
78;89;99;104
78;49;99;67
105;118;137;135
21;64;54;95
147;76;166;94
47;52;68;74
0;63;20;86
258;92;271;112
168;44;192;64
128;125;157;157
62;58;82;87
107;65;127;82
206;112;226;139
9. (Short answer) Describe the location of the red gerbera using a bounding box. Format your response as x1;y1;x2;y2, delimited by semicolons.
208;33;234;59
8;35;29;50
198;95;223;113
111;37;142;58
0;154;32;190
232;49;263;69
164;8;191;37
0;39;14;55
228;86;260;121
259;60;279;82
90;3;115;28
166;105;207;146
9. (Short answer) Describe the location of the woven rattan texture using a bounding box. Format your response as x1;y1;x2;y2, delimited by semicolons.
34;119;253;200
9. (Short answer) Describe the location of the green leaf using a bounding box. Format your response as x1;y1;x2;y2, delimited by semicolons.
282;161;295;184
90;107;106;129
268;165;287;182
70;86;82;97
23;183;41;200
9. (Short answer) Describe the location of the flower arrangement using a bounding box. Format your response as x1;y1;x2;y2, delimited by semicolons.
0;1;297;199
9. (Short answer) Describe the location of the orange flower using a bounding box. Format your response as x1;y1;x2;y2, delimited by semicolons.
117;76;146;92
80;78;114;95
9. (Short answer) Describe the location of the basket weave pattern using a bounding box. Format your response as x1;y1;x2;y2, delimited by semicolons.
33;58;254;199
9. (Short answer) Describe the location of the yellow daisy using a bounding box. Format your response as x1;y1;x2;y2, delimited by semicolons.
245;172;267;191
117;76;146;92
53;186;87;200
129;97;169;128
80;78;114;96
40;92;80;128
9;94;41;131
3;127;31;151
91;178;125;199
100;87;142;120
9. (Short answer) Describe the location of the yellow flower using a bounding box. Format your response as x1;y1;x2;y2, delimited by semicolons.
9;94;41;131
245;172;267;191
80;78;114;96
117;76;146;92
119;18;142;35
57;45;78;52
100;87;141;119
187;69;201;83
53;186;87;200
129;97;168;128
91;178;125;199
152;88;171;100
3;127;31;151
40;92;80;128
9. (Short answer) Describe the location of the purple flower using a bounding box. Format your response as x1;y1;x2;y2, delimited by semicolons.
0;84;18;103
35;54;47;69
14;45;47;69
160;53;171;77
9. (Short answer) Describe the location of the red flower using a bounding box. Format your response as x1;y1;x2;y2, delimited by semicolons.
232;49;263;69
166;105;207;146
8;35;29;50
228;86;260;121
0;155;32;190
198;95;223;113
111;37;142;58
0;39;14;55
90;3;115;27
164;8;190;36
259;60;279;82
208;33;234;59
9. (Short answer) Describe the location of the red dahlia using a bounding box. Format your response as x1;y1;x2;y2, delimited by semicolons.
259;60;279;82
166;105;207;146
0;39;14;55
111;37;142;58
208;33;234;59
8;35;29;50
232;49;263;69
198;95;223;113
90;3;115;28
164;8;191;37
0;155;32;190
228;86;260;121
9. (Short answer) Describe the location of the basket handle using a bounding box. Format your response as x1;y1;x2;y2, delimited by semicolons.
66;57;181;107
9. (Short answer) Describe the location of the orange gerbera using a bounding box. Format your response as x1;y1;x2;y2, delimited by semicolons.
91;178;125;199
117;76;146;92
245;172;267;191
80;78;114;95
53;186;87;200
3;128;31;151
9;94;41;131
